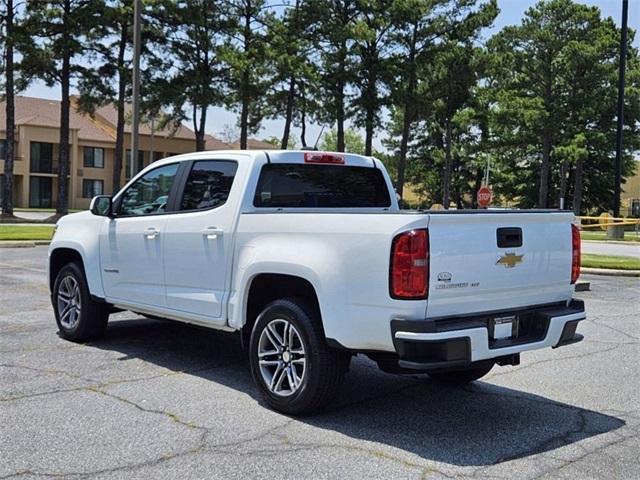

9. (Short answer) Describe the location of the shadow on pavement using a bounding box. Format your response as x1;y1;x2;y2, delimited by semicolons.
87;316;625;467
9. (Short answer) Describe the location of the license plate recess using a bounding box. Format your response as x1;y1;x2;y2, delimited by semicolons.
490;315;518;340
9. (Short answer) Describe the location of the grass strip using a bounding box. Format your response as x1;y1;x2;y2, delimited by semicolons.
582;253;640;271
0;225;55;241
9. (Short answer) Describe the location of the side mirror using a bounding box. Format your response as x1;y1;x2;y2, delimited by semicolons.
90;195;113;217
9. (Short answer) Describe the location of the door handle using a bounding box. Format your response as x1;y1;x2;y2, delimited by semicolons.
202;227;224;239
144;227;160;239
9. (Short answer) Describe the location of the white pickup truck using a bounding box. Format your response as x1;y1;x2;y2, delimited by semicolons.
48;150;586;414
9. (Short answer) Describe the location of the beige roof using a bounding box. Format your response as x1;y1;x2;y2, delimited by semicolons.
0;96;114;142
229;138;279;150
91;101;196;140
0;95;232;149
204;134;232;150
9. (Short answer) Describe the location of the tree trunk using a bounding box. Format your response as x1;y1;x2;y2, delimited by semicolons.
558;158;569;209
442;118;453;209
240;92;249;149
335;43;346;152
538;129;551;208
364;114;374;156
2;0;15;217
193;104;206;151
396;26;418;200
57;1;71;216
472;167;483;209
396;106;412;201
281;76;296;149
113;16;128;194
239;9;251;150
573;157;583;215
363;46;377;156
539;68;553;208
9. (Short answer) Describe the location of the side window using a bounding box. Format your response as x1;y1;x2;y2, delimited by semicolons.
118;163;178;216
180;160;238;211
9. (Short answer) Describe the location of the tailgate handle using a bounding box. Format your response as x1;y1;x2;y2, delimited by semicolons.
497;227;522;248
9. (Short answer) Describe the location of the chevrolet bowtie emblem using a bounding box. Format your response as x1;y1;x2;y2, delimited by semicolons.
496;253;524;268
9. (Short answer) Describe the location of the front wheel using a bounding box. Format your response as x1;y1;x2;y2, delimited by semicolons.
53;262;109;342
249;298;349;415
427;360;494;384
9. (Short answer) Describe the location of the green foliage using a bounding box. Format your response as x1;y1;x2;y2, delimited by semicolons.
266;0;319;148
319;128;366;155
220;0;274;148
263;135;298;149
2;0;639;217
486;0;640;213
146;0;228;150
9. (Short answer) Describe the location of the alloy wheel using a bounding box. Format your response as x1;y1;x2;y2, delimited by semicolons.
257;319;307;397
57;275;82;330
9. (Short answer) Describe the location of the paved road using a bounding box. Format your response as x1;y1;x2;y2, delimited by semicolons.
1;247;639;479
582;241;640;258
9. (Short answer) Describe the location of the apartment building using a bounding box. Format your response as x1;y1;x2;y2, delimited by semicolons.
0;96;234;210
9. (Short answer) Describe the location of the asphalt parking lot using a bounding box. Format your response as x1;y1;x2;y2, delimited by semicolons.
1;246;639;479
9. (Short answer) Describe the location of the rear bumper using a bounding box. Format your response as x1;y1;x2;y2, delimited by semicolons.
391;300;586;370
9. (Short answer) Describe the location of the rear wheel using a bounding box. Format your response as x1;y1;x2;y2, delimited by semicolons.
249;298;349;415
53;262;109;342
427;361;494;384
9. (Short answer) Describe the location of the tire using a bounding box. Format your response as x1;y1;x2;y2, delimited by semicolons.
427;360;494;384
249;298;349;415
52;262;109;342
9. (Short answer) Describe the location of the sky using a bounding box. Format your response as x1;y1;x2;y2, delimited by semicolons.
23;0;640;148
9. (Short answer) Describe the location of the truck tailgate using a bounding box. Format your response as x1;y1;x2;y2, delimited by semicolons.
426;211;575;318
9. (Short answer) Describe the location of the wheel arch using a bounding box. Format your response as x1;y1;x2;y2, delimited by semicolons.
49;247;85;293
242;273;323;344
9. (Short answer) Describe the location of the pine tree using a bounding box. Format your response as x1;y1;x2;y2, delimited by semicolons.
77;0;133;194
21;0;102;216
221;0;273;149
487;0;640;212
146;0;228;152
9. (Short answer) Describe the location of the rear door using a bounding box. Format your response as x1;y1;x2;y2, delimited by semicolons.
162;159;239;322
426;212;574;318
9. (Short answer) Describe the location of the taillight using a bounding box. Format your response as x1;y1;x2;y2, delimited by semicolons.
390;229;429;299
571;224;581;284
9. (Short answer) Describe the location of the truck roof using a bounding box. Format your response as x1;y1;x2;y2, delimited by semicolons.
152;150;378;169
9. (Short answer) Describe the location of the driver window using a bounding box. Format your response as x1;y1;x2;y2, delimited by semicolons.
118;163;178;216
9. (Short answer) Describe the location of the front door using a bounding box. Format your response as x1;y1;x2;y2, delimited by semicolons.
100;163;180;308
163;159;238;321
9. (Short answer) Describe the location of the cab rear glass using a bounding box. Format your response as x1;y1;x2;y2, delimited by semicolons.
253;163;391;208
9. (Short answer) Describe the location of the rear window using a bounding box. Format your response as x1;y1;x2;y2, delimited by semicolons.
254;164;391;208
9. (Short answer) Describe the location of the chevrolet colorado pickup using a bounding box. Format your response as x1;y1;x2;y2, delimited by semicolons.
48;150;586;414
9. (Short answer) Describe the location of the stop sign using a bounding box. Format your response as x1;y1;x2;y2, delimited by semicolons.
477;186;492;208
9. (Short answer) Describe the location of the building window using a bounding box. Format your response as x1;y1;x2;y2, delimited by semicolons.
0;139;7;159
30;142;54;173
83;147;105;168
82;179;104;198
29;177;53;208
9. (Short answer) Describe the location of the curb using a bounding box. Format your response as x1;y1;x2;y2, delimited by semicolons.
0;241;50;248
581;267;640;277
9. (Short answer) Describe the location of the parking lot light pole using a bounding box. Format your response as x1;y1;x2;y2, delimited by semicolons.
131;0;142;180
613;0;629;218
